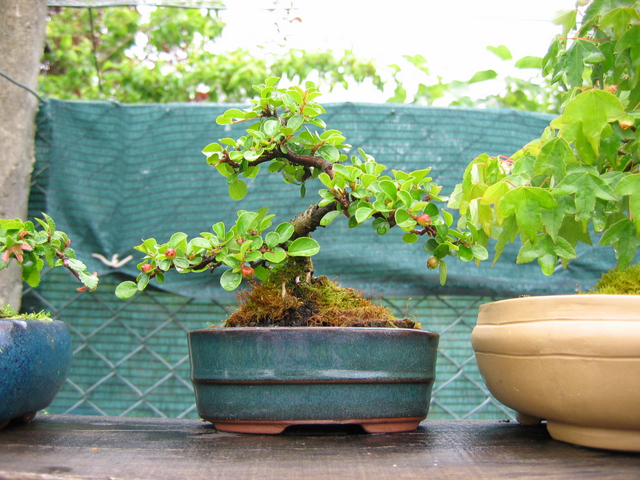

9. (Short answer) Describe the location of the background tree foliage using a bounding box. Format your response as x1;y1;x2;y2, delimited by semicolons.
40;6;383;103
39;5;561;112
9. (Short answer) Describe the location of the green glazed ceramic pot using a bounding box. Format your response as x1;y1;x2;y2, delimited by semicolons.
188;327;439;434
0;319;72;429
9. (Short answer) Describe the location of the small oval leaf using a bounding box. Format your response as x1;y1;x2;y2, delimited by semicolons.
288;237;320;257
116;281;139;299
220;269;242;291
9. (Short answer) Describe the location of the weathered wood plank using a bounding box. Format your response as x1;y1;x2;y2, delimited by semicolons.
0;415;638;479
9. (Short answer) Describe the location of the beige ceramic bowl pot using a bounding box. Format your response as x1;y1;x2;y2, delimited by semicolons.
472;295;640;452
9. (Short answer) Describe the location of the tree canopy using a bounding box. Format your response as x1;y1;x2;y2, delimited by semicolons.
39;5;561;113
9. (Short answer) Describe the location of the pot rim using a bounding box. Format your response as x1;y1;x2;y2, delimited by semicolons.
477;294;640;325
188;326;438;337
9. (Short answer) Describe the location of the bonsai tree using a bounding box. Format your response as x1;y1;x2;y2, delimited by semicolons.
449;0;640;281
0;214;98;317
115;77;488;326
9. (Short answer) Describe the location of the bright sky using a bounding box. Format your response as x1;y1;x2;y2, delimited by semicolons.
214;0;578;103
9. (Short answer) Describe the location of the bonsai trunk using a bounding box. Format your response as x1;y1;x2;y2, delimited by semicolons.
0;0;47;309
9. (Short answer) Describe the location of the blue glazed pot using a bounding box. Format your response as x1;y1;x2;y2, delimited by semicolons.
0;319;73;428
188;327;439;434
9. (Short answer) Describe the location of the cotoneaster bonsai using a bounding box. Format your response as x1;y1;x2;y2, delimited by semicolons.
115;77;488;434
449;0;640;451
0;215;98;428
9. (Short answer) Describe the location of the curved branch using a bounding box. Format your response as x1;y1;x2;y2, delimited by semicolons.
282;147;335;179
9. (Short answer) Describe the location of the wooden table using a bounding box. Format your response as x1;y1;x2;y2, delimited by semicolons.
1;415;639;479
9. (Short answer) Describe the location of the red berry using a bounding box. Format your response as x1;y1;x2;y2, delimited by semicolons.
141;264;153;273
241;265;254;278
416;214;431;227
165;248;177;259
427;256;439;270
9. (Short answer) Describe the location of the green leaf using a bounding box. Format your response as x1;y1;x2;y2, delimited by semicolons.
517;234;577;275
470;245;489;261
438;259;447;286
318;172;334;188
262;118;279;137
275;223;295;242
457;245;473;262
173;258;190;269
514;56;542;69
480;181;511;206
169;232;188;249
564;39;599;87
24;268;41;288
468;69;498;84
287;114;304;132
599;218;640;269
355;205;374;224
552;9;577;39
220;269;242;291
116;281;139;299
243;150;263;161
496;186;557;241
265;231;281;248
42;213;56;233
601;7;640;39
263;249;287;264
236;211;257;234
0;218;26;230
320;210;342;226
212;222;225;239
534;137;573;180
79;271;99;290
560;89;626;154
554;170;618;226
288;237;320;257
614;174;640;234
402;232;418;244
379;180;397;200
394;208;415;229
615;24;640;58
216;163;235;178
229;178;248;201
397;190;412;208
317;144;340;163
487;45;512;61
372;217;390;235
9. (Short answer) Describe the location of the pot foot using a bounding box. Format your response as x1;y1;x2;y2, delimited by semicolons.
360;419;422;434
516;411;542;426
209;417;425;435
547;421;640;452
16;412;37;424
213;422;288;434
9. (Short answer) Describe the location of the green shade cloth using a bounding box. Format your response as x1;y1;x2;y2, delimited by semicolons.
34;99;612;300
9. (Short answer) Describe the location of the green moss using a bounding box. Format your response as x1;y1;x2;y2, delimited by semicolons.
224;258;418;329
0;304;52;321
591;263;640;295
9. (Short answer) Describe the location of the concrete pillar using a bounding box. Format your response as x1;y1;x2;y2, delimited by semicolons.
0;0;48;309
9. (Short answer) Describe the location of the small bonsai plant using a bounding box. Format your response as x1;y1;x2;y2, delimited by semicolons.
449;0;640;283
0;214;99;318
115;77;488;326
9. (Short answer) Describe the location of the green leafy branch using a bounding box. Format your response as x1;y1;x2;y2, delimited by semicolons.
0;214;99;291
451;0;640;276
117;78;485;298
